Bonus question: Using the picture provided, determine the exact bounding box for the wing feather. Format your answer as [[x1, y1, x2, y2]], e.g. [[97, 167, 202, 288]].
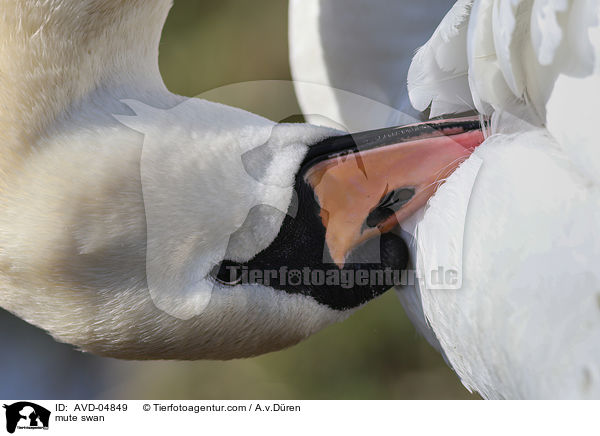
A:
[[408, 0, 476, 117]]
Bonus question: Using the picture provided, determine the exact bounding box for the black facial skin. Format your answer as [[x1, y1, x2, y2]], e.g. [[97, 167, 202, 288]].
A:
[[212, 119, 483, 311], [213, 172, 409, 311]]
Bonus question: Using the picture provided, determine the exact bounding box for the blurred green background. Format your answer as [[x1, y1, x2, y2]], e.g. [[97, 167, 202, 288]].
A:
[[0, 0, 478, 400]]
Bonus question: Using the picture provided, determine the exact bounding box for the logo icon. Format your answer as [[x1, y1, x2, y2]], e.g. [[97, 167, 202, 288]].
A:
[[3, 403, 50, 434]]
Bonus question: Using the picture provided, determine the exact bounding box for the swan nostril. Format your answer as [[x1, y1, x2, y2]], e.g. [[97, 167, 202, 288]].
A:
[[365, 187, 415, 228], [395, 187, 416, 202], [366, 207, 395, 228]]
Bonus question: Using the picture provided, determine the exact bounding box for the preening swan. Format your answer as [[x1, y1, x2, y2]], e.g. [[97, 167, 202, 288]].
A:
[[0, 1, 483, 360], [5, 0, 598, 400], [291, 0, 600, 398]]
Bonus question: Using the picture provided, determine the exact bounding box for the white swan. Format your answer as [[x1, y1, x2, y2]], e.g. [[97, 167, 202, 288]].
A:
[[290, 0, 600, 398], [0, 1, 484, 360]]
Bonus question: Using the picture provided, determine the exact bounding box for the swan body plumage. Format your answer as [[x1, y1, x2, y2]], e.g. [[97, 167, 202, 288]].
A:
[[409, 0, 600, 399], [290, 0, 600, 398]]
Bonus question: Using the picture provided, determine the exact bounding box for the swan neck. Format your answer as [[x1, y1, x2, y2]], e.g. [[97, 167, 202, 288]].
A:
[[0, 0, 173, 174]]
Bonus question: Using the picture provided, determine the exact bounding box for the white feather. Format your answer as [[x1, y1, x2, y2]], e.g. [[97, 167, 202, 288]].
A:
[[492, 0, 526, 97], [407, 0, 476, 117], [418, 130, 600, 399], [544, 3, 600, 184], [531, 0, 569, 66], [406, 0, 600, 398]]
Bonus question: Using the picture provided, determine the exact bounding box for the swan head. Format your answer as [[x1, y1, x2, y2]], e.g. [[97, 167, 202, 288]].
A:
[[85, 98, 483, 359]]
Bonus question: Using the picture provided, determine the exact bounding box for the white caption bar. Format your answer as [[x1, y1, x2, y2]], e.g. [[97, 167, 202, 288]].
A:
[[0, 400, 597, 436]]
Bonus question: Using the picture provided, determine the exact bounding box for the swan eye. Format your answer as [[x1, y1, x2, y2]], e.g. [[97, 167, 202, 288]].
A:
[[211, 260, 243, 286], [366, 187, 415, 228]]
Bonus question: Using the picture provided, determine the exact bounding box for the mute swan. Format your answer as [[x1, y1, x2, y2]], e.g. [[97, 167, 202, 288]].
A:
[[290, 0, 600, 398], [0, 0, 483, 360]]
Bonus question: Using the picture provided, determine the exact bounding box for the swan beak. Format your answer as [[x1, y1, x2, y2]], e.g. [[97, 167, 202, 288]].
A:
[[302, 117, 486, 268]]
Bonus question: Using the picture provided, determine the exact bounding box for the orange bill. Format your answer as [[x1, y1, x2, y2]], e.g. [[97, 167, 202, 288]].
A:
[[301, 117, 486, 268]]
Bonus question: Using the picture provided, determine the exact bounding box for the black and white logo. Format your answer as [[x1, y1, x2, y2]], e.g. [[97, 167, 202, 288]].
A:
[[3, 403, 50, 434]]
